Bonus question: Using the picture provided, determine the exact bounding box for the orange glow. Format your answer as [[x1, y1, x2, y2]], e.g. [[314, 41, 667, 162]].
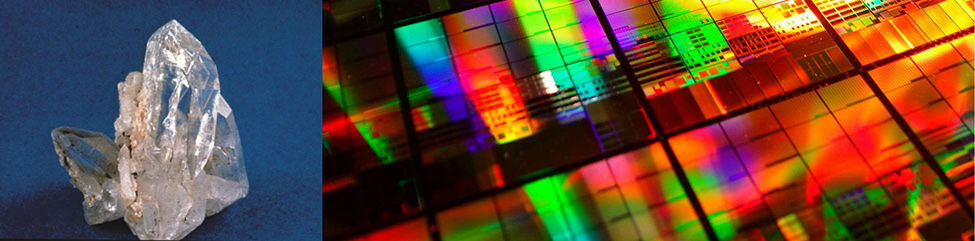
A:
[[763, 1, 822, 42], [704, 79, 729, 115], [669, 125, 731, 162]]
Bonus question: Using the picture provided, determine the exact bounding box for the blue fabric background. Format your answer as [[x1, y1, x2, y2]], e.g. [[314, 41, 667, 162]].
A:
[[0, 1, 322, 240]]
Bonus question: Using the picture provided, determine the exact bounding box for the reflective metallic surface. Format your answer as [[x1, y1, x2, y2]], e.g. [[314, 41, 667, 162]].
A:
[[324, 0, 974, 240]]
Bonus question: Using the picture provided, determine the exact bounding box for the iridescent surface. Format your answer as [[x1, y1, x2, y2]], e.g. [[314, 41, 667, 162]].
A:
[[326, 0, 975, 240]]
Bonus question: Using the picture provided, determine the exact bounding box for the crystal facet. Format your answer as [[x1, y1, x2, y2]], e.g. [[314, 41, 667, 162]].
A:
[[51, 20, 248, 240], [51, 127, 124, 225]]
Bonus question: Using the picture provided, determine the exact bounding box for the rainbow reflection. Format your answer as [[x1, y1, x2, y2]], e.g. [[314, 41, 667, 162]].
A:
[[333, 0, 975, 239], [323, 41, 407, 164]]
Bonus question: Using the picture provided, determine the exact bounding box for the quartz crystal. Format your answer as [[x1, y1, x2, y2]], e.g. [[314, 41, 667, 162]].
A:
[[51, 20, 248, 240]]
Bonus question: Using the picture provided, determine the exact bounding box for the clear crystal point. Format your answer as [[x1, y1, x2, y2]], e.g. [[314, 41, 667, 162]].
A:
[[51, 127, 124, 225], [52, 20, 247, 240]]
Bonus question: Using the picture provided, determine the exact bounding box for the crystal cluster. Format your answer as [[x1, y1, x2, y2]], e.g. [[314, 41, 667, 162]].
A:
[[51, 20, 248, 240]]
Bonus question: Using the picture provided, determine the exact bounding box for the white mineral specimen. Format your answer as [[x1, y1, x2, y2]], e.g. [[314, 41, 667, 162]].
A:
[[51, 20, 248, 240], [51, 127, 125, 225]]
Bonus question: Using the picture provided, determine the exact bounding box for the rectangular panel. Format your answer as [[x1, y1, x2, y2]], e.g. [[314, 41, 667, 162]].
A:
[[885, 79, 944, 114], [391, 1, 661, 208], [816, 75, 871, 111], [443, 6, 495, 35], [879, 163, 964, 229], [337, 0, 975, 239], [831, 98, 891, 136], [923, 4, 961, 35], [784, 114, 847, 154], [707, 0, 758, 20], [599, 0, 650, 15], [696, 177, 780, 240], [889, 14, 929, 48], [824, 183, 908, 240], [868, 57, 924, 92], [351, 218, 432, 241], [325, 0, 384, 41], [770, 92, 829, 128], [939, 0, 974, 29], [908, 10, 947, 40], [749, 157, 809, 196], [683, 150, 747, 192], [762, 0, 823, 43], [670, 23, 741, 78], [734, 131, 799, 173], [864, 0, 917, 21], [848, 120, 916, 175], [952, 33, 975, 62], [669, 122, 731, 162], [911, 43, 967, 78], [654, 0, 705, 19], [721, 108, 782, 146], [812, 0, 879, 35], [661, 8, 714, 33], [437, 198, 504, 241], [717, 10, 783, 63], [927, 63, 975, 99]]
